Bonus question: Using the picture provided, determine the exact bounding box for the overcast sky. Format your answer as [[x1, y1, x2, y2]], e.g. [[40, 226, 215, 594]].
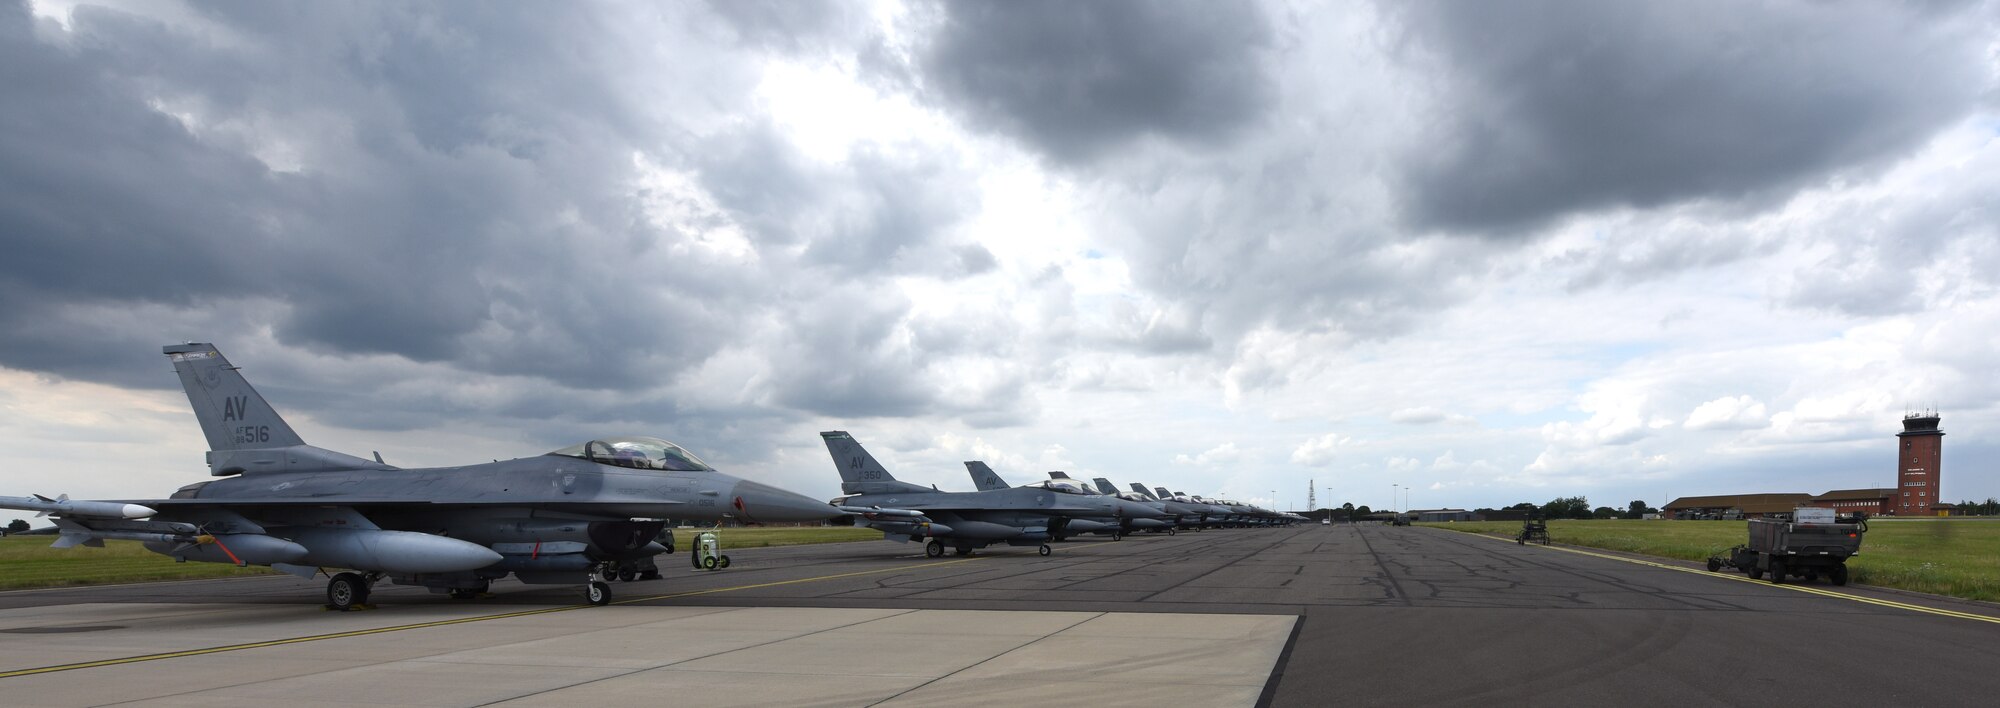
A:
[[4, 0, 1998, 513]]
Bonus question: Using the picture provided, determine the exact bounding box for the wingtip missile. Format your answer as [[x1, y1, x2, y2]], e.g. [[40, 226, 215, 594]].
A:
[[0, 495, 156, 519]]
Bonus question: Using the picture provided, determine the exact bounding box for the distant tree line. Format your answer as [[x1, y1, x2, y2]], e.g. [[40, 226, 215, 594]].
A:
[[1955, 498, 2000, 516], [1469, 498, 1660, 521]]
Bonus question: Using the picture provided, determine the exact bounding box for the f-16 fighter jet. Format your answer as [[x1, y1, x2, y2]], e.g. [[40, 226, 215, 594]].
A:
[[963, 466, 1168, 540], [0, 343, 839, 610], [824, 431, 1135, 557]]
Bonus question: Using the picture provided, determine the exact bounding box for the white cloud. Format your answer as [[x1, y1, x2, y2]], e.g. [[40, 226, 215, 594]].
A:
[[1685, 395, 1770, 431], [1172, 442, 1242, 467], [1290, 433, 1353, 467]]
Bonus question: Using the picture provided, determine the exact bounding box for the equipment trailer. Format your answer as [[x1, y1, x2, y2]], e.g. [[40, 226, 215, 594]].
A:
[[1707, 511, 1865, 585]]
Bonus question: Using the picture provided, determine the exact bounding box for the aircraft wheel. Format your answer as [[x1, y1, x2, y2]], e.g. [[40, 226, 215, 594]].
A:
[[586, 581, 612, 606], [1111, 532, 1123, 541], [702, 556, 718, 570], [925, 540, 944, 558], [326, 573, 366, 611], [1168, 528, 1177, 536], [618, 568, 637, 582], [717, 555, 731, 569], [1038, 544, 1051, 556], [1831, 564, 1849, 586]]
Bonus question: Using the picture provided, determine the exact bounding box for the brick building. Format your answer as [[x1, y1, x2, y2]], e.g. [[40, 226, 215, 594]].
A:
[[1807, 488, 1895, 516], [1895, 413, 1943, 516], [1662, 493, 1811, 519]]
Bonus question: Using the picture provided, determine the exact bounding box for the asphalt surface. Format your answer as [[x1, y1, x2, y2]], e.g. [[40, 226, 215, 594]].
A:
[[4, 524, 1998, 706]]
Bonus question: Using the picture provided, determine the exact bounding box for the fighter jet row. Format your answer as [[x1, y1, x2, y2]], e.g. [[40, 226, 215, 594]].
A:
[[826, 431, 1303, 558], [0, 343, 1300, 611]]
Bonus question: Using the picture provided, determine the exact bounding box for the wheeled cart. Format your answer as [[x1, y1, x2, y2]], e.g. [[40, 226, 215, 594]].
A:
[[1517, 519, 1549, 545], [692, 530, 730, 571]]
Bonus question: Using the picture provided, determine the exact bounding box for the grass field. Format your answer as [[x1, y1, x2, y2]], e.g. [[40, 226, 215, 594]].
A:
[[0, 526, 880, 591], [0, 537, 278, 590], [1421, 519, 2000, 602]]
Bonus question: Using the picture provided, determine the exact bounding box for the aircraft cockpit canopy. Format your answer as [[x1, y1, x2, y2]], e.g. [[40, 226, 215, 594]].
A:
[[547, 436, 714, 471], [1037, 479, 1097, 495]]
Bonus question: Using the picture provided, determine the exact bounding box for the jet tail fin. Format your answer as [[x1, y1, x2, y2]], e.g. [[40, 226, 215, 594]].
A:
[[1156, 487, 1175, 499], [1130, 484, 1158, 499], [1091, 478, 1119, 496], [166, 343, 306, 452], [164, 343, 388, 476], [1048, 471, 1072, 480], [965, 461, 1008, 491], [821, 432, 927, 495]]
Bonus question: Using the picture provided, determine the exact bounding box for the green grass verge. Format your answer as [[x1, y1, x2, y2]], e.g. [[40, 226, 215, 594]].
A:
[[0, 527, 881, 591], [0, 537, 278, 590], [673, 526, 881, 549], [1420, 519, 2000, 603]]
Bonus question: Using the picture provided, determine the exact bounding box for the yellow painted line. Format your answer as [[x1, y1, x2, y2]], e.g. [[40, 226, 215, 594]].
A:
[[0, 556, 992, 679], [1457, 530, 2000, 626]]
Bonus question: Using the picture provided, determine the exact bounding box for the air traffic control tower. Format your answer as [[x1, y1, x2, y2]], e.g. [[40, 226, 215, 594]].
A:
[[1894, 412, 1943, 516]]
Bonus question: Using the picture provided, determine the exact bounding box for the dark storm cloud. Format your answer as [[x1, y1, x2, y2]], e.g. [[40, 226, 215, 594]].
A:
[[0, 1, 997, 438], [914, 0, 1276, 164], [1389, 0, 1990, 233]]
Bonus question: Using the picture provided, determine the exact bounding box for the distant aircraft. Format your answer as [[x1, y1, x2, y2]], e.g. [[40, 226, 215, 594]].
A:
[[1126, 483, 1212, 531], [0, 343, 840, 610], [824, 431, 1130, 556], [966, 465, 1168, 540]]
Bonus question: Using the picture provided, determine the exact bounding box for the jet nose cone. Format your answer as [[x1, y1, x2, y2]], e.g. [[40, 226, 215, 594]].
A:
[[1117, 499, 1166, 518], [730, 480, 839, 523]]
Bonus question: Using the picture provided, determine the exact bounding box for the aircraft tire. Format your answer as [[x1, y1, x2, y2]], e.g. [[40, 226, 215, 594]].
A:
[[1168, 528, 1177, 536], [1038, 544, 1051, 556], [618, 568, 637, 582], [586, 581, 612, 606], [925, 540, 944, 558], [327, 573, 365, 611], [1112, 533, 1122, 541]]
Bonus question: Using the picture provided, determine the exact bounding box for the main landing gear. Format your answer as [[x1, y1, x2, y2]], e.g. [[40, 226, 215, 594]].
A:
[[1038, 544, 1052, 556], [325, 572, 378, 612], [448, 580, 490, 601]]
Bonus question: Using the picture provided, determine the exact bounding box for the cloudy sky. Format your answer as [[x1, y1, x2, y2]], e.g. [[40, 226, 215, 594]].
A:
[[4, 0, 1998, 514]]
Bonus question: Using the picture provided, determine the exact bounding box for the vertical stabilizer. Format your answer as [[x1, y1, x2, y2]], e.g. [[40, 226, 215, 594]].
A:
[[1155, 487, 1175, 499], [165, 343, 305, 451], [821, 432, 925, 495], [1130, 484, 1159, 499], [1092, 478, 1119, 496], [965, 461, 1009, 491], [163, 343, 387, 476]]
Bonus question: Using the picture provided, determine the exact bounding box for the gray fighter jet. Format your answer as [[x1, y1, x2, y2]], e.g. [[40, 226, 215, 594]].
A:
[[1042, 472, 1172, 536], [0, 343, 840, 610], [1091, 479, 1203, 534], [824, 431, 1133, 557], [1126, 484, 1212, 531], [964, 465, 1165, 540]]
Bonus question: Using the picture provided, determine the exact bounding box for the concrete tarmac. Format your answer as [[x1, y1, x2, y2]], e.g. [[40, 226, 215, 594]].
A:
[[2, 524, 1998, 706]]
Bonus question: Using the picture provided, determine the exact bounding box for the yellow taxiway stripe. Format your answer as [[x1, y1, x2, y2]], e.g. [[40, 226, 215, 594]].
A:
[[1460, 530, 2000, 626], [0, 556, 991, 679]]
